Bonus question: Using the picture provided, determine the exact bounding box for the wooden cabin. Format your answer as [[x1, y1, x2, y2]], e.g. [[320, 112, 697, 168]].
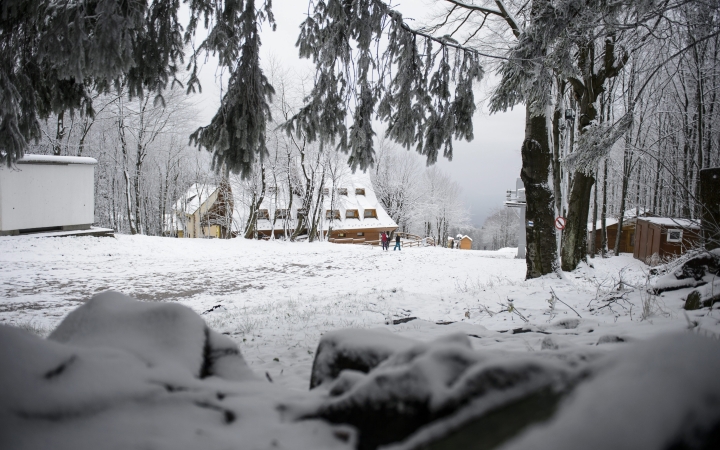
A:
[[174, 181, 233, 238], [253, 172, 398, 244], [633, 217, 701, 265], [458, 235, 472, 250], [447, 235, 472, 250]]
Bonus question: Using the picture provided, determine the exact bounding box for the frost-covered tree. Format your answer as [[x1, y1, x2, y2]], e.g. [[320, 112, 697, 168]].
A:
[[285, 0, 483, 173], [371, 136, 423, 233]]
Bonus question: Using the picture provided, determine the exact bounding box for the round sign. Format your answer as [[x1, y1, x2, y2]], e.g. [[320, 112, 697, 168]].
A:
[[555, 216, 567, 230]]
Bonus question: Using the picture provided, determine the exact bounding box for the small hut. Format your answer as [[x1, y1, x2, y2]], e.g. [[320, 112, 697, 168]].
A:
[[448, 235, 472, 250], [633, 217, 701, 265], [587, 209, 651, 255], [458, 235, 472, 250]]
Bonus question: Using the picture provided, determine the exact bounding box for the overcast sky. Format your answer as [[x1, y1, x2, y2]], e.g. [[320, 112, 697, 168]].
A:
[[190, 1, 523, 227]]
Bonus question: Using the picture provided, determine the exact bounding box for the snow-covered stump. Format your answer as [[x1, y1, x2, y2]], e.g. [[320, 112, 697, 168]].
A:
[[0, 292, 354, 450]]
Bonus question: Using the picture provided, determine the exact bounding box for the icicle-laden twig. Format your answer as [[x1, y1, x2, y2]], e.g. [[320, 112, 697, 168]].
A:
[[549, 288, 582, 318]]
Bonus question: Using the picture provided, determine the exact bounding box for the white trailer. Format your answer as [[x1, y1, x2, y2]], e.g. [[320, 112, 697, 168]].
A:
[[0, 155, 98, 236]]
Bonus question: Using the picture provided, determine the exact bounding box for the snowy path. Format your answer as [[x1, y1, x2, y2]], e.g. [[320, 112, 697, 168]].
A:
[[1, 235, 718, 391]]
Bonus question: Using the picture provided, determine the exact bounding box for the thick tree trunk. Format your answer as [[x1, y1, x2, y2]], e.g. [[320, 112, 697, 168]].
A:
[[521, 107, 558, 278], [561, 172, 594, 271]]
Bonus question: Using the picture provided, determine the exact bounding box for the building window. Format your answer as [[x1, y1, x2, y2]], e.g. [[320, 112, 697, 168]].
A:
[[338, 188, 348, 196], [322, 187, 329, 195], [338, 233, 346, 238], [667, 229, 683, 243], [297, 209, 307, 218], [268, 186, 278, 194], [364, 209, 377, 218], [258, 209, 270, 220], [326, 209, 340, 220], [275, 209, 289, 219], [357, 232, 364, 236], [346, 209, 359, 218], [355, 188, 365, 195]]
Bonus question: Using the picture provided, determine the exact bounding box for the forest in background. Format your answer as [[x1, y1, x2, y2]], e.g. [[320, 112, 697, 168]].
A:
[[8, 0, 720, 257]]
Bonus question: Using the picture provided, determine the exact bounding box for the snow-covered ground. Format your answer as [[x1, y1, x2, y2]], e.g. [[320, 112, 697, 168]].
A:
[[2, 234, 718, 393]]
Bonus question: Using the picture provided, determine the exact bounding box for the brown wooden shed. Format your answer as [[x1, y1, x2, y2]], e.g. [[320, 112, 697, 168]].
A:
[[587, 218, 636, 255], [633, 217, 701, 265]]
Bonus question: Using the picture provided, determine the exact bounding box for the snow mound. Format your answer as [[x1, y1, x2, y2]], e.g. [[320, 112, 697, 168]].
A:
[[310, 328, 418, 389], [499, 333, 720, 450], [298, 330, 578, 450], [0, 292, 354, 450]]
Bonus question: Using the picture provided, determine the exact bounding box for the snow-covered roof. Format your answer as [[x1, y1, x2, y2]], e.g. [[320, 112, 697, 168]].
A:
[[174, 183, 219, 215], [587, 218, 620, 232], [586, 208, 654, 231], [254, 171, 398, 232], [16, 154, 97, 165], [639, 217, 700, 228]]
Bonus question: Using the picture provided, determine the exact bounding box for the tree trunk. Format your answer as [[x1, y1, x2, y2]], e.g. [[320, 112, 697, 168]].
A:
[[600, 160, 608, 257], [615, 130, 633, 256], [561, 172, 594, 270], [590, 175, 597, 258], [53, 111, 65, 156], [521, 107, 558, 278]]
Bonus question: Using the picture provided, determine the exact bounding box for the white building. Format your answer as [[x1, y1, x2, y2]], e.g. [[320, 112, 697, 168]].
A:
[[0, 155, 104, 236]]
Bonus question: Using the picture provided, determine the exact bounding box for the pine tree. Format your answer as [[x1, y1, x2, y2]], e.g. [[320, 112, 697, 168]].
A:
[[0, 0, 274, 178]]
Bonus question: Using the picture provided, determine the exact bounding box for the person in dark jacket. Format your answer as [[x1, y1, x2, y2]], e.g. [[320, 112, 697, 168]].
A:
[[394, 234, 401, 251]]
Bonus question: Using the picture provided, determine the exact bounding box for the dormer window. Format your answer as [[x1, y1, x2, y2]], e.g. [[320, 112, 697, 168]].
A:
[[355, 188, 365, 195], [322, 187, 329, 195], [275, 209, 289, 219], [326, 209, 341, 220], [338, 188, 348, 196], [258, 209, 270, 220], [364, 209, 377, 218], [346, 209, 359, 219]]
